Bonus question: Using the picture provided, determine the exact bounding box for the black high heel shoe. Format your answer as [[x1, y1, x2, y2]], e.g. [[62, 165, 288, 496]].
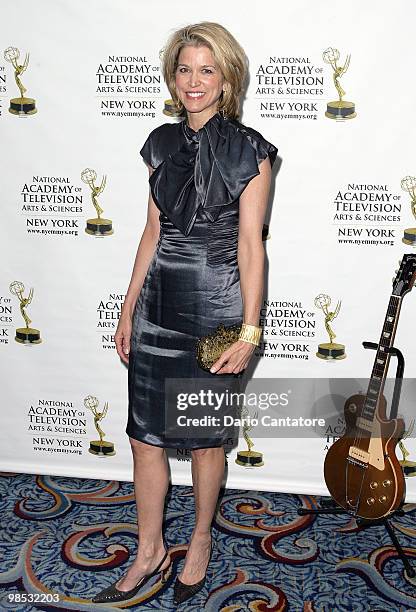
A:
[[173, 540, 212, 605], [91, 549, 172, 604]]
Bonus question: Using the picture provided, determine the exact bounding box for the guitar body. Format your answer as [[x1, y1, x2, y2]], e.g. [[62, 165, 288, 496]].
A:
[[324, 393, 406, 519]]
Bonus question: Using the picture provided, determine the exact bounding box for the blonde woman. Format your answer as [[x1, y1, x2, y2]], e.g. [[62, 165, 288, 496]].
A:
[[92, 21, 277, 606]]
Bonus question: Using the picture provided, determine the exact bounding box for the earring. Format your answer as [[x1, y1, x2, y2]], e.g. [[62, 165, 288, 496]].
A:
[[220, 89, 227, 119]]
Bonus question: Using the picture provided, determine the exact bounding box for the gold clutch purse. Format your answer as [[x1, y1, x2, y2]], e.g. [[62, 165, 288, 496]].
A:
[[196, 323, 242, 372]]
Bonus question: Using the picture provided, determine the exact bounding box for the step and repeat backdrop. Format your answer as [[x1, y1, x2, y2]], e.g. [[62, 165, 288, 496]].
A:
[[2, 0, 416, 499]]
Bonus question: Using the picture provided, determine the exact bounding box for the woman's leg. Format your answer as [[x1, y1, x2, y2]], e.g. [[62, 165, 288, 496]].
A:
[[178, 446, 225, 584], [116, 438, 171, 591]]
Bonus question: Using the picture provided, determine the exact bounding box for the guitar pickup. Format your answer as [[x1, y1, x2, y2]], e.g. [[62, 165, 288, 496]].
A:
[[349, 446, 370, 464], [356, 417, 374, 433]]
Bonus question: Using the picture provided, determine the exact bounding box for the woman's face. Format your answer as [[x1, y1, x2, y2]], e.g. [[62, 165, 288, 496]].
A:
[[175, 45, 225, 120]]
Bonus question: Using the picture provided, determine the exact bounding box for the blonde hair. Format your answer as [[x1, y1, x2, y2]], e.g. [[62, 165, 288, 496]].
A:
[[161, 22, 248, 119]]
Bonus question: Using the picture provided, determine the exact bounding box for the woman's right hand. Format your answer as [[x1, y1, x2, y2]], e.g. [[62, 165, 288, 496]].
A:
[[115, 314, 132, 364]]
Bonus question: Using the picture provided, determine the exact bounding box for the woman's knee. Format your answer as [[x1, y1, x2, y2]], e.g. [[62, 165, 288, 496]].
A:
[[129, 437, 165, 458], [191, 446, 224, 460]]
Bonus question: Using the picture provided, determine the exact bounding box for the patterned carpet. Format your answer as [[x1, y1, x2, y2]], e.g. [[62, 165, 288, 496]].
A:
[[1, 471, 416, 611]]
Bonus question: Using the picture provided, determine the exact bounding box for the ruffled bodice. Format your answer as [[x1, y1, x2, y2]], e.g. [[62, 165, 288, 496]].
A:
[[139, 112, 277, 237]]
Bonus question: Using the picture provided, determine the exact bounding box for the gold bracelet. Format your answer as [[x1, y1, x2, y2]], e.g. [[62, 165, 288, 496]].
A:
[[238, 323, 262, 346]]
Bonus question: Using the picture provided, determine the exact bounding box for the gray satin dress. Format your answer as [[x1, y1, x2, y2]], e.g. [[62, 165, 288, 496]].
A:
[[126, 112, 277, 449]]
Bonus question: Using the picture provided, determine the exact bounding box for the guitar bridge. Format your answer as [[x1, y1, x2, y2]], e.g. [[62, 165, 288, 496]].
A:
[[347, 457, 368, 469]]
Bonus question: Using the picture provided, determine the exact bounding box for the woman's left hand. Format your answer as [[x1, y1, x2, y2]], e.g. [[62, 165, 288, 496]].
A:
[[210, 340, 256, 374]]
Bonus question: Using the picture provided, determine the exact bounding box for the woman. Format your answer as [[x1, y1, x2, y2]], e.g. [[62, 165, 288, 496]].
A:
[[92, 21, 277, 606]]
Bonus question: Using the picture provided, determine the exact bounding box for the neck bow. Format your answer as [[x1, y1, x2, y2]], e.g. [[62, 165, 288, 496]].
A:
[[149, 112, 277, 236]]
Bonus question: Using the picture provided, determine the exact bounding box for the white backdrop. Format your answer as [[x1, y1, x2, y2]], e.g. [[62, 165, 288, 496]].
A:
[[2, 0, 416, 500]]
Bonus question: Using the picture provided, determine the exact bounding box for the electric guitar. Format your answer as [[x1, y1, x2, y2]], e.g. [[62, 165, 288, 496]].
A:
[[324, 254, 416, 519]]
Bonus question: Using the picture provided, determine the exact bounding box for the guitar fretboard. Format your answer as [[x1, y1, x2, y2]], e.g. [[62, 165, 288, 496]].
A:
[[361, 295, 402, 422]]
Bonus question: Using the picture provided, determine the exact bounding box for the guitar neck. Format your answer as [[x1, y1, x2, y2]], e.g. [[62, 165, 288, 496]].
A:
[[361, 294, 403, 423]]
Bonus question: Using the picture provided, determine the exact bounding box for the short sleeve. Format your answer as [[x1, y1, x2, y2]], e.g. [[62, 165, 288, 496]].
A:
[[139, 123, 181, 170], [242, 127, 278, 169], [139, 130, 157, 169]]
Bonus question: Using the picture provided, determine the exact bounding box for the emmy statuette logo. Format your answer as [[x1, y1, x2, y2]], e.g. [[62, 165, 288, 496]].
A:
[[322, 47, 356, 120], [401, 176, 416, 246], [4, 46, 37, 116], [235, 405, 264, 468], [314, 294, 346, 360], [9, 281, 41, 344], [84, 395, 116, 456], [81, 168, 113, 237], [398, 419, 416, 477], [163, 98, 179, 116]]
